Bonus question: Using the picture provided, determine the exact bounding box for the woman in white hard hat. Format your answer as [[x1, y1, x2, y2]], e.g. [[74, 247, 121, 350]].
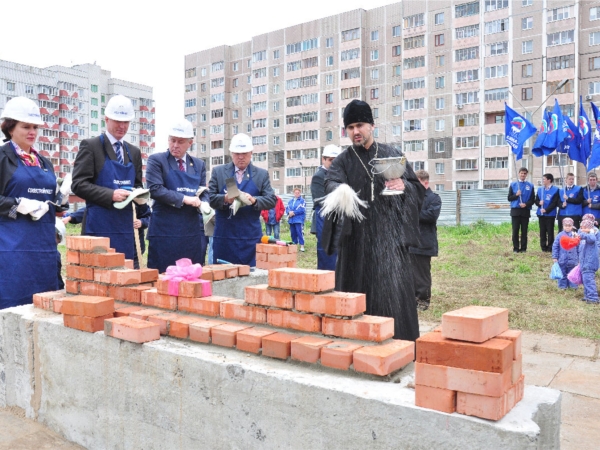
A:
[[0, 97, 60, 308]]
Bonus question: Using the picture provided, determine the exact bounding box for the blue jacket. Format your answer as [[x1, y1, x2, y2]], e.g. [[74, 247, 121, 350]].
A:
[[558, 185, 584, 217], [286, 197, 306, 224], [535, 186, 559, 217], [508, 180, 534, 209], [583, 185, 600, 219], [552, 231, 579, 266], [578, 231, 599, 272]]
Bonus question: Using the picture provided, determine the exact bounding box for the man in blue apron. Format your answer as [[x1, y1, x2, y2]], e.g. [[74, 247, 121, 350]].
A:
[[310, 144, 340, 270], [557, 172, 583, 232], [72, 95, 143, 262], [146, 119, 209, 273], [508, 167, 535, 253], [582, 172, 600, 224], [208, 133, 277, 266]]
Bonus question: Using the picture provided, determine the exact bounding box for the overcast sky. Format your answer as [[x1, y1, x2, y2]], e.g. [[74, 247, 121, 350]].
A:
[[2, 0, 396, 148]]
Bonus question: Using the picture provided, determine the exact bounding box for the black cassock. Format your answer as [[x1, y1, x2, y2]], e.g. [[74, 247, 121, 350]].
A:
[[324, 142, 425, 341]]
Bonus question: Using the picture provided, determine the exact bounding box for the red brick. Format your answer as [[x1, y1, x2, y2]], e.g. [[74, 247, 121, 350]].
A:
[[256, 252, 268, 262], [53, 298, 64, 313], [114, 305, 144, 317], [178, 295, 232, 316], [291, 336, 333, 363], [66, 264, 95, 281], [64, 313, 113, 333], [95, 269, 142, 286], [189, 319, 227, 343], [140, 268, 159, 284], [129, 308, 163, 320], [267, 309, 321, 332], [353, 340, 414, 376], [141, 288, 177, 310], [415, 385, 457, 414], [416, 332, 514, 373], [169, 316, 201, 339], [268, 268, 335, 292], [441, 306, 509, 343], [148, 313, 180, 335], [512, 354, 523, 384], [211, 323, 253, 348], [225, 266, 239, 278], [124, 259, 134, 269], [295, 291, 366, 316], [414, 362, 513, 397], [66, 250, 80, 264], [104, 317, 160, 343], [496, 329, 522, 360], [321, 342, 364, 370], [200, 268, 213, 281], [322, 315, 394, 342], [78, 282, 109, 297], [203, 265, 226, 280], [244, 285, 294, 309], [61, 295, 114, 317], [456, 375, 525, 421], [287, 245, 298, 254], [107, 248, 116, 253], [66, 236, 110, 252], [256, 243, 289, 255], [237, 265, 250, 276], [220, 300, 267, 324], [117, 285, 154, 304], [236, 328, 277, 354], [286, 261, 296, 268], [262, 332, 297, 359], [256, 260, 287, 270], [79, 252, 125, 268], [267, 253, 297, 263], [179, 280, 212, 298], [156, 278, 174, 295], [65, 279, 79, 294], [33, 290, 66, 311]]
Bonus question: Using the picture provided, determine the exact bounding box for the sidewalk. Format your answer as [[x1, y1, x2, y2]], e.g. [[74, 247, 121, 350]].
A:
[[1, 327, 598, 449]]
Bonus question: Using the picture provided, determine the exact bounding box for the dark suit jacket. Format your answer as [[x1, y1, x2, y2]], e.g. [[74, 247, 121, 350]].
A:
[[72, 133, 143, 209], [146, 150, 209, 208], [208, 162, 276, 212], [0, 142, 57, 217], [409, 187, 442, 257], [310, 166, 327, 208]]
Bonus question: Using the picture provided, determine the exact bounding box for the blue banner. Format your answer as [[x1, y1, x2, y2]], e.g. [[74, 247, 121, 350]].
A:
[[563, 115, 583, 163], [580, 97, 592, 164], [541, 99, 564, 155], [532, 110, 550, 157], [504, 103, 537, 160], [588, 102, 600, 171]]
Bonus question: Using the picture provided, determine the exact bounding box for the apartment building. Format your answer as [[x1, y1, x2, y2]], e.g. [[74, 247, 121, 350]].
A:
[[0, 60, 155, 181], [184, 0, 600, 194]]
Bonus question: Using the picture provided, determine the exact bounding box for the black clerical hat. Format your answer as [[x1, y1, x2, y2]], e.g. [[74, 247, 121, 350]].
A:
[[343, 99, 374, 128]]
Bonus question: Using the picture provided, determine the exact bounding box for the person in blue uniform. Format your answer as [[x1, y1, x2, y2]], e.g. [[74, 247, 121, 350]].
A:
[[310, 144, 340, 268], [208, 134, 277, 266], [582, 172, 600, 224], [72, 95, 143, 262], [0, 97, 60, 308], [557, 172, 584, 232], [508, 167, 535, 253], [534, 173, 559, 252], [286, 188, 306, 252], [146, 120, 209, 273]]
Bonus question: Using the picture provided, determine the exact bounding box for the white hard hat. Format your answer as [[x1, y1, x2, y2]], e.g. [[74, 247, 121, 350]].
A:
[[1, 97, 44, 125], [105, 95, 135, 121], [322, 145, 341, 158], [169, 119, 194, 139], [55, 217, 67, 245], [229, 134, 253, 153]]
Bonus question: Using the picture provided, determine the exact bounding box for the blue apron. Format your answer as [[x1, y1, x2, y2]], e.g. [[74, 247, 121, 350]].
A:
[[0, 145, 58, 308], [147, 154, 206, 273], [213, 165, 261, 266], [315, 205, 337, 271], [84, 135, 136, 260]]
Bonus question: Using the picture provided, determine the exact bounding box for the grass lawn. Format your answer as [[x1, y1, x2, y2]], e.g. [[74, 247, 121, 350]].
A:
[[63, 219, 600, 340]]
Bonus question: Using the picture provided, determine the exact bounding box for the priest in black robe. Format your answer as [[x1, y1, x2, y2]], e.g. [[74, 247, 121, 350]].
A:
[[323, 100, 425, 341]]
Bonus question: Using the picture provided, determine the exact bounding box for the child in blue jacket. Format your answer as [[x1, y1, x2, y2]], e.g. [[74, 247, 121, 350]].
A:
[[286, 188, 306, 251], [552, 218, 579, 289], [578, 218, 599, 304]]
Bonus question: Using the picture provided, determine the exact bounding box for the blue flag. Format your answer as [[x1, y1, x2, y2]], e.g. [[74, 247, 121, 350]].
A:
[[580, 97, 592, 164], [504, 103, 537, 160], [541, 99, 564, 155], [532, 110, 550, 157], [563, 116, 583, 163], [588, 102, 600, 171]]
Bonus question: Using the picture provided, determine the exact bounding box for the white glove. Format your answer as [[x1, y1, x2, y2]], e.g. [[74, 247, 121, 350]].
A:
[[199, 201, 212, 215], [17, 198, 43, 215], [59, 174, 72, 205], [238, 191, 253, 206], [230, 198, 243, 215]]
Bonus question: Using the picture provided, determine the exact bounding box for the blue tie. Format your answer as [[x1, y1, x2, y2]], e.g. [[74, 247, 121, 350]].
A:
[[114, 141, 124, 164]]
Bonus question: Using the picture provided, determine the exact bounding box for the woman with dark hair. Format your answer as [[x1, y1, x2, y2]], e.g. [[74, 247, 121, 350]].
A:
[[0, 97, 60, 308]]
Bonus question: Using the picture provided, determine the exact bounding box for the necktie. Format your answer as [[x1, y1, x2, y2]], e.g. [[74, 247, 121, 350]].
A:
[[236, 169, 244, 183], [114, 141, 124, 164], [178, 159, 185, 172]]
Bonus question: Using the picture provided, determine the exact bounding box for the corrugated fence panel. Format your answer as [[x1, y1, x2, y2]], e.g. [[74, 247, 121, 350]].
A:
[[437, 191, 457, 226]]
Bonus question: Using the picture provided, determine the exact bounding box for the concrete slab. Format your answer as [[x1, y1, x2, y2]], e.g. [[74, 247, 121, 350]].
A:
[[521, 331, 543, 351], [521, 351, 575, 387], [211, 268, 268, 299], [560, 392, 600, 450], [534, 333, 598, 358], [0, 306, 561, 450], [550, 359, 600, 399]]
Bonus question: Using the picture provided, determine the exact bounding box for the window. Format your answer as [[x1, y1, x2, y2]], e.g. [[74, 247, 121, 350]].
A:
[[485, 135, 507, 147], [455, 47, 479, 61], [324, 55, 334, 67], [404, 119, 423, 131], [589, 82, 600, 95], [456, 24, 479, 40], [488, 41, 508, 56], [456, 1, 479, 18], [370, 50, 379, 61], [185, 98, 196, 108], [326, 112, 333, 122], [435, 119, 445, 131], [91, 98, 98, 106], [201, 68, 207, 77], [201, 83, 206, 92], [522, 17, 533, 30], [522, 88, 533, 101], [456, 113, 480, 127], [211, 156, 224, 165], [547, 30, 574, 46], [212, 61, 224, 72], [404, 140, 424, 152], [547, 54, 575, 71], [273, 136, 280, 145], [371, 69, 379, 80], [404, 35, 425, 50], [341, 86, 360, 100], [522, 40, 533, 54], [273, 67, 280, 77], [435, 163, 444, 175], [341, 48, 360, 61], [325, 75, 333, 85], [435, 98, 445, 110], [591, 32, 600, 46], [455, 136, 480, 148], [590, 57, 600, 71], [435, 34, 445, 46], [435, 141, 445, 152], [285, 75, 318, 90], [25, 85, 33, 94], [273, 50, 280, 59], [90, 84, 98, 92], [522, 0, 532, 5], [392, 45, 402, 57], [456, 159, 478, 170], [435, 76, 445, 89], [485, 0, 508, 12], [546, 154, 569, 167], [485, 88, 509, 102], [272, 101, 280, 112], [485, 18, 509, 35], [404, 56, 425, 69], [370, 88, 379, 99], [413, 161, 425, 171], [272, 170, 280, 181], [404, 13, 424, 28], [435, 12, 444, 25], [341, 28, 360, 42], [91, 123, 98, 132], [521, 64, 533, 78], [392, 105, 402, 116], [456, 69, 479, 83], [326, 37, 333, 48], [232, 110, 239, 119], [91, 110, 98, 119], [392, 85, 401, 97], [404, 98, 425, 110], [483, 180, 509, 189], [456, 91, 479, 105], [341, 68, 360, 80], [547, 80, 573, 95], [436, 55, 445, 67], [326, 130, 333, 141], [392, 125, 401, 136], [548, 6, 571, 22], [371, 30, 379, 41], [456, 181, 478, 190], [392, 25, 401, 37]]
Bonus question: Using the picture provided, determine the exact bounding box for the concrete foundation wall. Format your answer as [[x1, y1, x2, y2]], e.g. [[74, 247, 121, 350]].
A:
[[0, 307, 561, 450]]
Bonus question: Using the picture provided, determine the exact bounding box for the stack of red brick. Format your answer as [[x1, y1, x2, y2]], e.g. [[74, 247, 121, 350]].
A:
[[200, 264, 251, 281], [415, 306, 523, 421], [255, 243, 297, 270]]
